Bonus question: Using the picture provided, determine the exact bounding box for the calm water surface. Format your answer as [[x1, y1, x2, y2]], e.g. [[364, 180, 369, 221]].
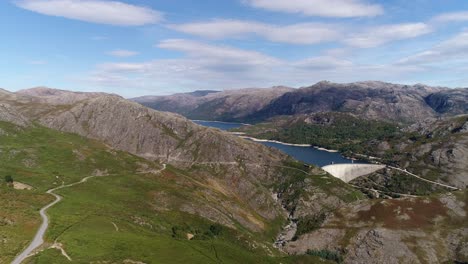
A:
[[193, 120, 360, 167]]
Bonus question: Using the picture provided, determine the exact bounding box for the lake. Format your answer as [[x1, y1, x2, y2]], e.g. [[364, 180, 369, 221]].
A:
[[193, 120, 360, 167]]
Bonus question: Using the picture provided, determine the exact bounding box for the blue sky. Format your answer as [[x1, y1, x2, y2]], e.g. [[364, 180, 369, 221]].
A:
[[2, 0, 468, 97]]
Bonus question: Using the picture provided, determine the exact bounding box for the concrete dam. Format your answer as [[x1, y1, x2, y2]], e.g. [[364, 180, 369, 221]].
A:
[[322, 164, 386, 183]]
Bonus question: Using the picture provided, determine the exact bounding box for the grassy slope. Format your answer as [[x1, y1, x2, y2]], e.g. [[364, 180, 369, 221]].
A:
[[0, 122, 331, 263]]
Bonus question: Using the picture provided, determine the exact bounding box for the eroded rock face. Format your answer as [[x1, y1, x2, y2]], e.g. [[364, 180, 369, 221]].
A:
[[346, 229, 419, 264], [0, 103, 30, 127]]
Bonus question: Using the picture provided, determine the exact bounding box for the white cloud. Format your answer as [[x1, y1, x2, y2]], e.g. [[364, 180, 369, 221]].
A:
[[157, 39, 281, 68], [433, 11, 468, 23], [170, 20, 340, 45], [345, 23, 432, 48], [87, 39, 424, 95], [398, 31, 468, 65], [294, 57, 353, 70], [171, 20, 432, 48], [244, 0, 383, 18], [107, 49, 139, 57], [15, 0, 163, 26]]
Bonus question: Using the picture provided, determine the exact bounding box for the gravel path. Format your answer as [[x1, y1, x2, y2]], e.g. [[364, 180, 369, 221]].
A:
[[11, 176, 97, 264]]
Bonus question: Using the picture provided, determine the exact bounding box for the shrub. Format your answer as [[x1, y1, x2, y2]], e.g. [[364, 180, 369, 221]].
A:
[[306, 249, 343, 263], [209, 224, 223, 236], [4, 175, 13, 184], [295, 212, 326, 238]]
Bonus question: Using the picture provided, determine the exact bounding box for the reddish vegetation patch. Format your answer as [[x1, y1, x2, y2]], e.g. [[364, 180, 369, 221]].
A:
[[357, 198, 448, 229]]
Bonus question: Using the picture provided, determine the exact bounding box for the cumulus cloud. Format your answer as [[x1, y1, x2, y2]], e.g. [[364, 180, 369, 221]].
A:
[[156, 39, 281, 69], [344, 23, 432, 48], [294, 56, 353, 70], [244, 0, 383, 18], [107, 49, 139, 57], [172, 20, 432, 48], [87, 39, 423, 95], [15, 0, 163, 26], [169, 20, 340, 45], [398, 31, 468, 65], [433, 11, 468, 23]]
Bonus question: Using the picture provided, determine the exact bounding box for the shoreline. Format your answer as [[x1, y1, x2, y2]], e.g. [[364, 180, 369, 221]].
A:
[[238, 136, 339, 152], [193, 119, 341, 153], [192, 119, 251, 126]]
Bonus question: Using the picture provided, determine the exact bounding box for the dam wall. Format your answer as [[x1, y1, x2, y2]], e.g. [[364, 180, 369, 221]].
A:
[[322, 164, 386, 183]]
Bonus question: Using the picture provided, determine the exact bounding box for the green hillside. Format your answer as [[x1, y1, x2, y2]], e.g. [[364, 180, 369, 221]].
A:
[[0, 121, 334, 263]]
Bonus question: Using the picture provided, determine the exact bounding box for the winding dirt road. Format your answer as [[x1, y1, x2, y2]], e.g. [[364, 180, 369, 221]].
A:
[[12, 163, 167, 264], [11, 176, 96, 264]]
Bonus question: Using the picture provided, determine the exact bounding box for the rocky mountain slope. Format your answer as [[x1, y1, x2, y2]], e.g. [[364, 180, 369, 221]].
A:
[[350, 115, 468, 191], [132, 86, 294, 122], [16, 86, 113, 105], [137, 81, 468, 124], [246, 81, 449, 123], [1, 87, 466, 263]]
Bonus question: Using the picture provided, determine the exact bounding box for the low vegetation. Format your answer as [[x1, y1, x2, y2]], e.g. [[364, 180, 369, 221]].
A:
[[234, 112, 399, 154], [306, 249, 343, 263], [295, 213, 327, 238], [0, 121, 334, 263]]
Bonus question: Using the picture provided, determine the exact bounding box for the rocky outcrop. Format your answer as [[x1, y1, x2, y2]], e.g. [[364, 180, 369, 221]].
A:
[[286, 193, 468, 264], [425, 88, 468, 116], [0, 89, 30, 126], [0, 103, 30, 127], [400, 116, 468, 189]]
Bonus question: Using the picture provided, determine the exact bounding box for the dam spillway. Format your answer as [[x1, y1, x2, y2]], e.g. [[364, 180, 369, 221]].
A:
[[322, 164, 386, 183]]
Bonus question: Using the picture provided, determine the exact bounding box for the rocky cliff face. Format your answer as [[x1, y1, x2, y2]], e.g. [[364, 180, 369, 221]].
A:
[[425, 88, 468, 116], [0, 89, 31, 126], [132, 86, 294, 121]]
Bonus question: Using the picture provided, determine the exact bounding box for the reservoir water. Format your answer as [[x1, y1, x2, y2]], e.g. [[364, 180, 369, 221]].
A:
[[193, 120, 360, 167]]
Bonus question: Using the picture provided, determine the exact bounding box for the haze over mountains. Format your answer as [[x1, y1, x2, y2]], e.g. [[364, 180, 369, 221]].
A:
[[134, 81, 468, 123]]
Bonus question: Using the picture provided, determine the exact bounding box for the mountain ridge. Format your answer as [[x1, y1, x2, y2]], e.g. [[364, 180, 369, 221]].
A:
[[133, 81, 468, 123]]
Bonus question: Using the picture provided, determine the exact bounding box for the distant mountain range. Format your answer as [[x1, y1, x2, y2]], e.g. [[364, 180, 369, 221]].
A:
[[133, 81, 468, 123]]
